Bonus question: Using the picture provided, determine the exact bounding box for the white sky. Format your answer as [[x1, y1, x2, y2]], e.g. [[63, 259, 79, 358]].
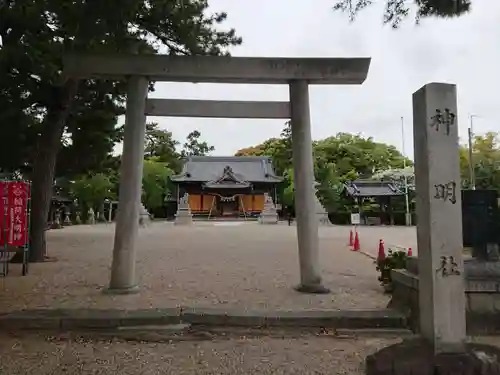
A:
[[115, 0, 500, 160]]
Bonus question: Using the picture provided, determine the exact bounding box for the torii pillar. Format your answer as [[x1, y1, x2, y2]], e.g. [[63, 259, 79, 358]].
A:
[[107, 75, 149, 293], [290, 80, 329, 293]]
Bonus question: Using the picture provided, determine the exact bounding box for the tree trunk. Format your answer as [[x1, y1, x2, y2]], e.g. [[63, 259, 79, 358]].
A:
[[12, 79, 79, 263]]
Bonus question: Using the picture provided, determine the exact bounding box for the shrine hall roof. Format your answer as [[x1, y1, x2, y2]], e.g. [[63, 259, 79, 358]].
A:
[[170, 156, 283, 184], [345, 180, 404, 197]]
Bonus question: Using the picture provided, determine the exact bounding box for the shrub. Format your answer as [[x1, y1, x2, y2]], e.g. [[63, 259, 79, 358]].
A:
[[375, 249, 408, 288]]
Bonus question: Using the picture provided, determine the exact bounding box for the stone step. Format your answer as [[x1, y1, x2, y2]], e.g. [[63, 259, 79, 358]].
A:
[[0, 308, 408, 331]]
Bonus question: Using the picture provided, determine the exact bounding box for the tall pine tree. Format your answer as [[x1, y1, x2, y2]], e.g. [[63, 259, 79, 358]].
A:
[[1, 0, 241, 261]]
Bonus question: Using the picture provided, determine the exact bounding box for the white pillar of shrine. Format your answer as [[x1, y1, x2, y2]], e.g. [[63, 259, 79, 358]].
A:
[[289, 80, 329, 294], [107, 76, 148, 293]]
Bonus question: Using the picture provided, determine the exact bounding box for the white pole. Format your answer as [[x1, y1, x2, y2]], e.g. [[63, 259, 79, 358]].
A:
[[108, 201, 113, 223], [468, 114, 477, 190], [401, 117, 411, 226]]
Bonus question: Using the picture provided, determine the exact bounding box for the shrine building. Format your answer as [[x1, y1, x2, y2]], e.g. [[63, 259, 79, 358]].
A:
[[170, 156, 283, 218]]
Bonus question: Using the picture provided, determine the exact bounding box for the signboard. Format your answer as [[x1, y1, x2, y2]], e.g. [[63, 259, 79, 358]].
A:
[[350, 213, 361, 225], [0, 181, 29, 246]]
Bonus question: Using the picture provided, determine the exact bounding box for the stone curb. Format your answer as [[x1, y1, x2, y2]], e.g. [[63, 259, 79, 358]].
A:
[[0, 308, 407, 331], [358, 250, 376, 260]]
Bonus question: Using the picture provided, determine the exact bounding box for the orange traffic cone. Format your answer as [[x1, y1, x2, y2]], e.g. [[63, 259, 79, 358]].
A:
[[377, 239, 386, 261], [349, 229, 354, 246], [408, 247, 413, 257], [353, 231, 360, 251]]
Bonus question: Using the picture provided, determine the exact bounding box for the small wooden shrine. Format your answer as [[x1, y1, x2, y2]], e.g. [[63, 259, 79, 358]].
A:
[[344, 179, 404, 225]]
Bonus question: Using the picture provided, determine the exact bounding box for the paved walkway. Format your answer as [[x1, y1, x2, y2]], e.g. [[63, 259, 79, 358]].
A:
[[0, 223, 416, 313]]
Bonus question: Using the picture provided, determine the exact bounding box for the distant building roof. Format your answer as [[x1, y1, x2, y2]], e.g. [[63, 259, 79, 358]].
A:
[[171, 156, 283, 186], [345, 180, 403, 197]]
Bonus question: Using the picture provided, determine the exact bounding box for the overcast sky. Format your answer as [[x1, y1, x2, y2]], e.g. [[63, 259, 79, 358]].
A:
[[131, 0, 500, 159]]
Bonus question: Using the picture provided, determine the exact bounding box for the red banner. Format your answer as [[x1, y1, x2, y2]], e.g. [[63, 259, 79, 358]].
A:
[[0, 181, 29, 246], [0, 182, 7, 246]]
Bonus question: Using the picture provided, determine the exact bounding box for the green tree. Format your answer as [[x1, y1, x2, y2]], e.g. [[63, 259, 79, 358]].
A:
[[372, 167, 415, 190], [1, 0, 241, 261], [373, 132, 500, 191], [281, 168, 295, 208], [313, 133, 408, 180], [70, 173, 115, 214], [142, 157, 174, 212], [466, 132, 500, 190], [333, 0, 471, 28], [56, 82, 125, 178], [181, 130, 215, 157], [314, 163, 350, 212], [144, 122, 181, 172], [235, 122, 293, 175], [237, 129, 408, 211], [0, 93, 41, 175]]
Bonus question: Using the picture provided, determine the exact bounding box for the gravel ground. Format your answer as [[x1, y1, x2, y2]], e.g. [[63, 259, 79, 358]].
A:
[[2, 330, 500, 374], [0, 331, 401, 374], [0, 222, 407, 312]]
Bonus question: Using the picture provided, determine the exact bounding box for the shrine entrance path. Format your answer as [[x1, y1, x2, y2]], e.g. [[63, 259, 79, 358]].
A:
[[0, 222, 414, 313]]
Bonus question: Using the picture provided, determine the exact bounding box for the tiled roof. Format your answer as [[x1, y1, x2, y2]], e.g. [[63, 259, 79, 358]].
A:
[[171, 156, 283, 184], [345, 180, 403, 197]]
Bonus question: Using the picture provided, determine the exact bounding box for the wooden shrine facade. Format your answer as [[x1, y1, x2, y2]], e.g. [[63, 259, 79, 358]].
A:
[[170, 156, 283, 218]]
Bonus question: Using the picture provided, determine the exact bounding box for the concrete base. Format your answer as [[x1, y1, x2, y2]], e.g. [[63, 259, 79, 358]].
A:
[[174, 210, 193, 226], [259, 212, 279, 224], [139, 204, 151, 226], [391, 258, 500, 334], [103, 285, 140, 295], [294, 284, 331, 294], [404, 213, 412, 226], [366, 338, 500, 375], [63, 215, 72, 226], [317, 213, 331, 226]]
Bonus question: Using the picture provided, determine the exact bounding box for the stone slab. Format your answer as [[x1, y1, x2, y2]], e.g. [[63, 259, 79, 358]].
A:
[[120, 308, 182, 327], [406, 257, 500, 281], [0, 307, 406, 331], [181, 307, 268, 327], [181, 308, 405, 329], [59, 309, 128, 329], [0, 312, 61, 330], [468, 280, 500, 293], [62, 55, 371, 84], [0, 308, 182, 331], [391, 270, 500, 334], [145, 99, 291, 119], [392, 268, 500, 293]]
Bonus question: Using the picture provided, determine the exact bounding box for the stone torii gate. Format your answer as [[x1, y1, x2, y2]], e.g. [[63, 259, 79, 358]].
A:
[[63, 54, 370, 295]]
